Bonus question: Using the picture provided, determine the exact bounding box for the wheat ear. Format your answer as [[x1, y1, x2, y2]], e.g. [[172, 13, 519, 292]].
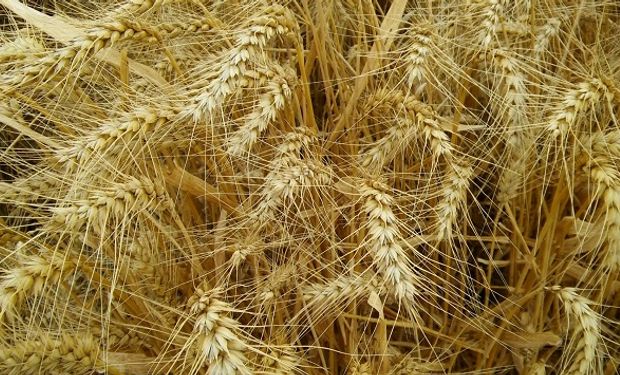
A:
[[302, 272, 380, 314], [0, 333, 112, 375], [50, 176, 168, 233], [391, 356, 445, 375], [362, 89, 452, 170], [252, 129, 330, 221], [0, 35, 45, 64], [252, 158, 332, 221], [550, 286, 602, 375], [361, 181, 420, 311], [435, 160, 473, 242], [584, 134, 620, 270], [547, 79, 611, 138], [58, 107, 179, 166], [405, 26, 432, 92], [479, 0, 505, 48], [109, 0, 171, 17], [490, 49, 531, 204], [227, 65, 295, 156], [188, 4, 298, 121], [156, 16, 222, 38], [4, 19, 163, 88], [527, 362, 547, 375], [260, 346, 301, 375], [534, 18, 560, 60], [0, 251, 74, 323], [359, 116, 411, 174], [348, 360, 372, 375], [186, 284, 250, 375]]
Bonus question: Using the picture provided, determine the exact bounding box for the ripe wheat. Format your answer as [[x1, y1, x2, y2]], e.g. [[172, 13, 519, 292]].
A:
[[0, 0, 618, 374]]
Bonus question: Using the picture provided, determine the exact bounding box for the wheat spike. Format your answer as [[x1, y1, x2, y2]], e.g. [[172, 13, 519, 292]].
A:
[[0, 332, 111, 375], [186, 283, 250, 375], [361, 181, 420, 312], [550, 286, 602, 375]]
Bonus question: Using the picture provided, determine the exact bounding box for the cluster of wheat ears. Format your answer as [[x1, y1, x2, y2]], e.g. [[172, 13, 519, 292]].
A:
[[0, 0, 618, 374]]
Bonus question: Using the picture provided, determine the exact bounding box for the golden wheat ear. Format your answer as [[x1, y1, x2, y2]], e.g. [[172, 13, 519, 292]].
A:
[[548, 286, 603, 375]]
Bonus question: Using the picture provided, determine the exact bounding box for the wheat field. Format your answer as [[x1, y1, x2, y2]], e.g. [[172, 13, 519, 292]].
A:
[[0, 0, 619, 374]]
